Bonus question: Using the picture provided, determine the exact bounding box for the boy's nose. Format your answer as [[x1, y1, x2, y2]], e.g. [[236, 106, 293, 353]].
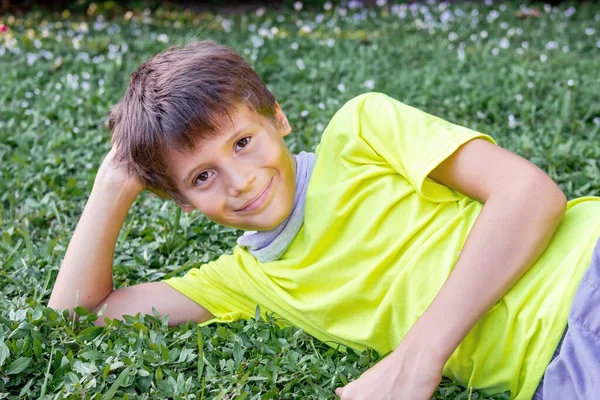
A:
[[227, 169, 256, 197]]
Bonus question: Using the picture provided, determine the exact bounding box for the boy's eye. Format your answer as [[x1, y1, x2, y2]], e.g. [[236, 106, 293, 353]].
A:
[[195, 171, 213, 185], [236, 136, 251, 150]]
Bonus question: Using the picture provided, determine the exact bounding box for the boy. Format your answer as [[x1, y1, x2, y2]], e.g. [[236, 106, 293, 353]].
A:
[[48, 41, 600, 399]]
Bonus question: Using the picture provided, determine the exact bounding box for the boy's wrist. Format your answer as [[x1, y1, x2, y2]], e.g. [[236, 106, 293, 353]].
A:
[[92, 174, 143, 204]]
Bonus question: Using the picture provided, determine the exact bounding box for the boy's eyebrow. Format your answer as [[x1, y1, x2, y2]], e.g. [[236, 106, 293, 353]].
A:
[[182, 125, 252, 184]]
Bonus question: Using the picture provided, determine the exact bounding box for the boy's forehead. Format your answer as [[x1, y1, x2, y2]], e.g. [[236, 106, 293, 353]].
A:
[[165, 105, 267, 179], [196, 105, 264, 148]]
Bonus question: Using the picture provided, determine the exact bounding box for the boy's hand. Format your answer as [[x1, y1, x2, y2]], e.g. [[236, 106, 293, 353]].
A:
[[335, 335, 443, 400], [96, 147, 170, 200]]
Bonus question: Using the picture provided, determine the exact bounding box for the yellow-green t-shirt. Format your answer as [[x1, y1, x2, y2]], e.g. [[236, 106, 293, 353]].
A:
[[163, 92, 600, 399]]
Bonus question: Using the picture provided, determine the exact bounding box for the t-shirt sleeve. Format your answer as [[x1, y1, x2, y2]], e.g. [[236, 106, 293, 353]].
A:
[[353, 92, 497, 202], [162, 251, 256, 326]]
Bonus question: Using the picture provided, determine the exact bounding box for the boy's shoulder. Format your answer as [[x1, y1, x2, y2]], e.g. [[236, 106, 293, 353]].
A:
[[334, 91, 392, 114], [327, 91, 412, 128], [323, 91, 405, 133]]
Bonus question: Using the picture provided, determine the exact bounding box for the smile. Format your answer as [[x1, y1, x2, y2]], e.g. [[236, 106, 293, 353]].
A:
[[236, 178, 274, 213]]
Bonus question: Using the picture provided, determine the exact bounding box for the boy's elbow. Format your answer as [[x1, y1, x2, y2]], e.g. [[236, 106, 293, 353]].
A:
[[537, 179, 567, 222], [548, 184, 567, 217]]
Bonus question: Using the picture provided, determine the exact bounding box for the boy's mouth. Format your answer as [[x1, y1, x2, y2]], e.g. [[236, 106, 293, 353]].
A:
[[235, 177, 274, 213]]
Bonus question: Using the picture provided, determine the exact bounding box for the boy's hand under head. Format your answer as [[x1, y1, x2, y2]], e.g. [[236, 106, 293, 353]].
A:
[[96, 146, 171, 200]]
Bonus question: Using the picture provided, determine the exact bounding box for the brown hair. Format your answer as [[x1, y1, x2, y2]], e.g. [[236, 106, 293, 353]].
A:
[[108, 40, 277, 201]]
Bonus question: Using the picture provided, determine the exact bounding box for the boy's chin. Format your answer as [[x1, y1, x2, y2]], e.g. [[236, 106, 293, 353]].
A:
[[233, 209, 293, 232]]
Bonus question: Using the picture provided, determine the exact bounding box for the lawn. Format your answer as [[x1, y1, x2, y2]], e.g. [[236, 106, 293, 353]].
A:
[[1, 0, 599, 398]]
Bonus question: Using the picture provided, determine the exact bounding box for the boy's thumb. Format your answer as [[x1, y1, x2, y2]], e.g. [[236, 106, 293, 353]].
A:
[[335, 387, 343, 396]]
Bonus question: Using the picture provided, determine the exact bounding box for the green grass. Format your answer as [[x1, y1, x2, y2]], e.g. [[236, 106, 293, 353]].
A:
[[1, 0, 599, 398]]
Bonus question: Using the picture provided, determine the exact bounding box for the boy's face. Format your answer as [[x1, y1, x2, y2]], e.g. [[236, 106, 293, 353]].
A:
[[165, 102, 296, 232]]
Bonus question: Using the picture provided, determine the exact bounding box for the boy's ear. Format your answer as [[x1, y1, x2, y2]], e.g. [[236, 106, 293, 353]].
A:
[[274, 101, 292, 137]]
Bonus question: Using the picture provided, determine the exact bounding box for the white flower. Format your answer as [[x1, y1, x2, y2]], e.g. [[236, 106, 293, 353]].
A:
[[440, 10, 453, 24], [470, 33, 477, 41], [480, 30, 488, 39], [296, 59, 305, 70], [294, 1, 303, 11], [564, 7, 576, 17], [562, 45, 570, 53], [567, 79, 575, 87], [491, 48, 499, 56], [82, 82, 91, 91], [593, 117, 600, 125], [500, 22, 509, 30], [156, 33, 169, 43], [457, 47, 465, 61], [527, 82, 534, 89], [521, 41, 529, 49], [515, 94, 523, 102], [545, 41, 558, 50], [324, 2, 332, 11], [251, 36, 264, 48], [318, 102, 326, 110], [487, 10, 500, 23], [291, 42, 299, 50], [337, 83, 346, 92], [376, 0, 387, 6], [508, 114, 517, 129], [256, 7, 266, 16], [448, 32, 458, 41], [528, 69, 535, 76], [26, 54, 38, 66], [301, 110, 309, 117], [477, 111, 486, 119], [326, 38, 335, 47], [363, 79, 375, 89], [516, 48, 524, 55], [499, 38, 510, 49], [222, 19, 233, 32], [540, 54, 548, 63], [585, 28, 595, 36]]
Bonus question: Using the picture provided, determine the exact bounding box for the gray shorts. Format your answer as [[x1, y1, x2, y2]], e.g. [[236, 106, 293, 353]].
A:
[[532, 236, 600, 400]]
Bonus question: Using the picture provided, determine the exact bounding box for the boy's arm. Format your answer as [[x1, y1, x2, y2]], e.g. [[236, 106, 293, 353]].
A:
[[410, 139, 567, 363], [47, 148, 144, 314], [336, 139, 567, 399]]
